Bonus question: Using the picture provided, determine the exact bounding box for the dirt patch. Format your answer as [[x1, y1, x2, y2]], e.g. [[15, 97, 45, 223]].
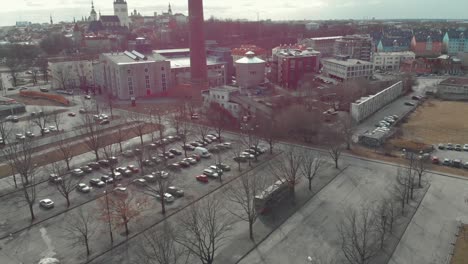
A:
[[0, 123, 160, 178], [7, 94, 74, 107], [392, 99, 468, 145], [450, 225, 468, 264]]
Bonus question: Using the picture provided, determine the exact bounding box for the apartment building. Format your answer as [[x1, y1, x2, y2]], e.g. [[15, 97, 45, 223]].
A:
[[322, 57, 373, 81]]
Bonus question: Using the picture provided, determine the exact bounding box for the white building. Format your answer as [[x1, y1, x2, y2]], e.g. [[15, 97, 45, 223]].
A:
[[437, 77, 468, 100], [94, 50, 171, 100], [154, 48, 226, 88], [322, 58, 373, 81], [49, 57, 95, 90], [235, 51, 265, 88], [372, 51, 415, 71], [113, 0, 129, 27], [351, 81, 403, 122], [202, 85, 241, 118]]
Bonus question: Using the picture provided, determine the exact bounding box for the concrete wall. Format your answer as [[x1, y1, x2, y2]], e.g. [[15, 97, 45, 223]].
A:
[[351, 81, 403, 122], [235, 62, 265, 88]]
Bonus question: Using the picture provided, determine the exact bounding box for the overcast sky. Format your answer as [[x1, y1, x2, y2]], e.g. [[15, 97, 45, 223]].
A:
[[1, 0, 467, 26]]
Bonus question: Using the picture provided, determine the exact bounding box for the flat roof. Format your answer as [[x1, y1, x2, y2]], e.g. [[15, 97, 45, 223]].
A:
[[309, 36, 342, 41], [439, 77, 468, 86], [153, 48, 190, 55], [168, 56, 223, 68], [323, 58, 373, 66], [374, 51, 415, 56], [101, 52, 166, 65], [353, 81, 402, 105]]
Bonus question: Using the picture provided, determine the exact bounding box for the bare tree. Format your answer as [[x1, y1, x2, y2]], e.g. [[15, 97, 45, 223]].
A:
[[175, 197, 233, 264], [80, 113, 102, 161], [142, 171, 173, 215], [225, 171, 266, 240], [115, 124, 126, 153], [49, 161, 77, 207], [169, 112, 182, 136], [31, 107, 50, 136], [301, 153, 324, 191], [97, 191, 149, 237], [3, 138, 38, 221], [179, 121, 192, 158], [241, 122, 261, 163], [256, 114, 280, 154], [231, 135, 245, 172], [326, 129, 345, 169], [6, 58, 24, 87], [100, 144, 119, 180], [130, 112, 147, 146], [0, 119, 12, 144], [50, 110, 63, 131], [340, 114, 355, 150], [57, 136, 74, 170], [339, 206, 379, 264], [269, 146, 303, 194], [373, 200, 389, 250], [55, 67, 70, 90], [136, 222, 190, 264], [393, 168, 410, 215], [205, 102, 232, 142], [413, 156, 429, 188], [197, 124, 210, 143], [63, 208, 98, 256]]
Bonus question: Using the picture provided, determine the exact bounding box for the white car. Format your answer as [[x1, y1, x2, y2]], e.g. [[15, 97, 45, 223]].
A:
[[77, 183, 91, 193], [39, 199, 54, 209], [133, 178, 147, 186], [203, 169, 219, 178], [156, 193, 175, 203], [72, 168, 84, 176]]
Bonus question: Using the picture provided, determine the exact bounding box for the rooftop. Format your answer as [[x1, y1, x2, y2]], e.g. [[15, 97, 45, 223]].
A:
[[374, 51, 415, 56], [439, 77, 468, 86], [167, 56, 224, 69], [322, 58, 373, 66], [207, 85, 241, 93], [308, 36, 343, 41], [235, 54, 265, 64], [101, 51, 166, 65], [275, 48, 320, 57], [153, 48, 190, 57]]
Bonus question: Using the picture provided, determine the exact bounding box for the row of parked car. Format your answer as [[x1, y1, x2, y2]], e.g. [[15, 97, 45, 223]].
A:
[[437, 143, 468, 152], [195, 163, 232, 183], [431, 156, 468, 169], [233, 146, 267, 162], [373, 115, 399, 134]]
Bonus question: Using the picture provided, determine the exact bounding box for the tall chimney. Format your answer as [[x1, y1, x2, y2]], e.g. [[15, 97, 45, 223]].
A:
[[188, 0, 207, 89]]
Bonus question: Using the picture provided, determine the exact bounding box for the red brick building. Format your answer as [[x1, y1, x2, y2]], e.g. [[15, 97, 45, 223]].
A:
[[411, 31, 443, 57]]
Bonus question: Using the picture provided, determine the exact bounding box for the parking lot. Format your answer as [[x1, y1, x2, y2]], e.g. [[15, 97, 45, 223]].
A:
[[0, 124, 276, 264]]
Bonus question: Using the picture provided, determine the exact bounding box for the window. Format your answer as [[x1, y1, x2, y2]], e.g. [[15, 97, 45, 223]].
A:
[[127, 69, 131, 74], [144, 68, 149, 73], [145, 75, 150, 89], [128, 77, 134, 95], [161, 67, 165, 71]]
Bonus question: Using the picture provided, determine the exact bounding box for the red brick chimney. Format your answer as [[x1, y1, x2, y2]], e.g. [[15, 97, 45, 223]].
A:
[[188, 0, 208, 90]]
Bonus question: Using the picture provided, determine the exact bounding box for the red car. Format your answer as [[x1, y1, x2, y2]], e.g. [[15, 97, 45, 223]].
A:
[[190, 154, 201, 161], [431, 156, 439, 164], [196, 174, 208, 183]]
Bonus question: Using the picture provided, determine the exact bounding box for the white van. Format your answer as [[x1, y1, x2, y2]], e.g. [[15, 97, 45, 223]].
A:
[[194, 147, 211, 158]]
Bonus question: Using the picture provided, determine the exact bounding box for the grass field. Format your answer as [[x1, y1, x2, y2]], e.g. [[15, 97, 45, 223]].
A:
[[395, 99, 468, 145], [450, 225, 468, 264]]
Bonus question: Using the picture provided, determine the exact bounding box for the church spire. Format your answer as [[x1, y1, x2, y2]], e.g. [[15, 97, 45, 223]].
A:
[[168, 3, 172, 15], [50, 14, 53, 25]]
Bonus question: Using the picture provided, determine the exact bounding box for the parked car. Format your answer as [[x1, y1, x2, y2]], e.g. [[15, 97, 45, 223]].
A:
[[221, 142, 232, 149], [48, 126, 58, 132], [6, 115, 19, 122], [142, 160, 154, 167], [186, 157, 197, 165], [209, 165, 223, 175], [77, 183, 91, 193], [98, 159, 110, 167], [190, 154, 201, 161], [72, 168, 84, 176], [431, 156, 440, 164], [68, 112, 76, 117], [216, 163, 231, 171], [143, 174, 156, 183], [446, 143, 454, 150], [464, 162, 468, 169], [101, 175, 114, 184], [203, 169, 219, 178], [109, 156, 118, 165], [179, 159, 191, 168], [113, 184, 127, 195], [88, 162, 101, 170], [196, 174, 209, 183], [453, 159, 462, 168], [84, 95, 91, 99], [442, 158, 452, 166], [39, 199, 54, 209], [133, 178, 147, 186], [156, 193, 175, 203], [150, 156, 162, 164], [153, 170, 169, 179], [100, 119, 110, 125], [404, 102, 415, 106], [127, 164, 139, 173], [455, 144, 463, 151], [15, 133, 26, 140], [49, 174, 62, 184], [25, 131, 34, 138], [80, 166, 93, 173], [167, 186, 184, 197], [234, 155, 248, 163], [169, 148, 182, 155], [438, 144, 445, 150], [89, 178, 105, 187], [164, 152, 175, 159], [182, 144, 195, 151], [464, 144, 468, 152], [168, 163, 181, 171]]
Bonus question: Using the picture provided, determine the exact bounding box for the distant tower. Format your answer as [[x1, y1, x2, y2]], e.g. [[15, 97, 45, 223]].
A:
[[89, 1, 97, 21], [168, 3, 172, 15], [188, 0, 207, 89], [99, 10, 101, 20], [113, 0, 129, 27], [50, 15, 53, 25], [72, 23, 83, 48]]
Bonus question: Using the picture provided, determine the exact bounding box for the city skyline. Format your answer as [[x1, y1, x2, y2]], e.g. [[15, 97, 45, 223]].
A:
[[1, 0, 468, 26]]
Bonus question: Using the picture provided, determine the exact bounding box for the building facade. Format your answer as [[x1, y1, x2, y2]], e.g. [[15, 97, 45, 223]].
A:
[[232, 45, 268, 64], [235, 51, 266, 88], [376, 37, 411, 52], [372, 51, 415, 71], [351, 81, 403, 122], [113, 0, 129, 27], [300, 36, 342, 57], [322, 58, 373, 81], [443, 30, 468, 55], [270, 47, 320, 89], [95, 51, 171, 100], [437, 77, 468, 100], [49, 57, 95, 91], [202, 85, 241, 118], [411, 31, 443, 57], [334, 34, 373, 61]]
